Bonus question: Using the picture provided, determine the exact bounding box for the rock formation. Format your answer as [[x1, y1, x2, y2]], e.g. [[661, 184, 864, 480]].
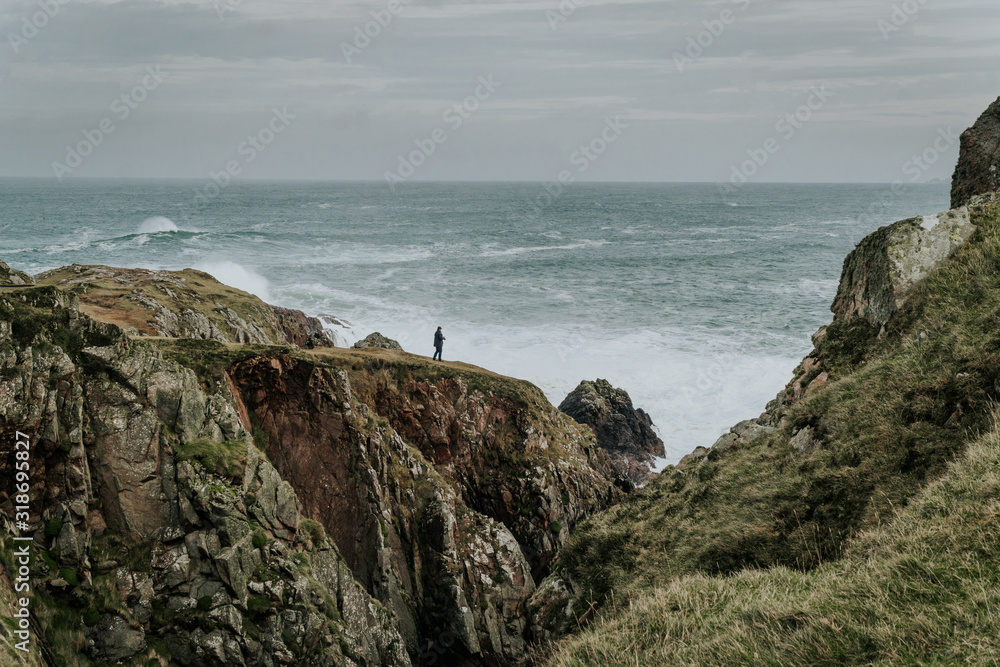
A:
[[558, 379, 665, 486], [952, 96, 1000, 208], [0, 259, 33, 286], [35, 264, 335, 348], [830, 207, 974, 329], [0, 287, 410, 666], [0, 268, 621, 666], [352, 332, 403, 351]]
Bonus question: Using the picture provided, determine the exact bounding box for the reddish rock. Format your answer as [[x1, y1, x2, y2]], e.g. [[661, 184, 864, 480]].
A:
[[952, 96, 1000, 208]]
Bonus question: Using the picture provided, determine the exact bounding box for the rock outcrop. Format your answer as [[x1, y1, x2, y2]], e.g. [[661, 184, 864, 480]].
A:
[[352, 332, 403, 351], [0, 260, 33, 286], [0, 276, 621, 666], [0, 287, 410, 666], [35, 264, 335, 348], [952, 96, 1000, 208], [271, 306, 337, 349], [830, 207, 974, 329], [558, 379, 665, 486]]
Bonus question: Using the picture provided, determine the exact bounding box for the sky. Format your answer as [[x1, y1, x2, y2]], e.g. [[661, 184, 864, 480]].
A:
[[1, 0, 999, 183]]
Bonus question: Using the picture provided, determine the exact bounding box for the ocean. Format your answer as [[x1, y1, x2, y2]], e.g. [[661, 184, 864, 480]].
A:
[[0, 179, 951, 464]]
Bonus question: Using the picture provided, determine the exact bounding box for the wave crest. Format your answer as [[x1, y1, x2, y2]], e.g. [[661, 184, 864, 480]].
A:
[[137, 216, 179, 234]]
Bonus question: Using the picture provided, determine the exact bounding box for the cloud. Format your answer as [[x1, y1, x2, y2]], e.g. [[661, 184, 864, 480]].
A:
[[0, 0, 998, 181]]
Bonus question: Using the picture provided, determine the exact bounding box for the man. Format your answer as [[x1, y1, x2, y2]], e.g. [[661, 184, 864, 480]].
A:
[[433, 327, 445, 361]]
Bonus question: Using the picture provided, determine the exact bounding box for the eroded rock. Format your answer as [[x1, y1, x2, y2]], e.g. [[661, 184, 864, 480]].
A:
[[559, 379, 665, 485], [952, 96, 1000, 208], [352, 331, 403, 351], [831, 207, 974, 329]]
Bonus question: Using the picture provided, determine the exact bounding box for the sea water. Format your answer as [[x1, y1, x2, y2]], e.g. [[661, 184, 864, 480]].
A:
[[0, 179, 951, 464]]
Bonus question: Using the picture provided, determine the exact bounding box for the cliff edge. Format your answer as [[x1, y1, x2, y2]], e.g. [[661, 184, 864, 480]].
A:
[[0, 273, 621, 666]]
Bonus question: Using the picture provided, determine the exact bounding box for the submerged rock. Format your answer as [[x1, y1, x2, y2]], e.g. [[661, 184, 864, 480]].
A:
[[952, 96, 1000, 208], [352, 331, 403, 350], [558, 379, 665, 485]]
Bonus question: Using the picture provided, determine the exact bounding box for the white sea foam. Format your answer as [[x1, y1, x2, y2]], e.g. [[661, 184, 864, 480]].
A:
[[479, 239, 611, 257], [137, 216, 179, 234], [195, 260, 273, 303], [302, 311, 803, 465]]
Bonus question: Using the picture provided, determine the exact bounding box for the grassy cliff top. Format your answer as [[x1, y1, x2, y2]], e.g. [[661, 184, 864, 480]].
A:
[[35, 264, 293, 344]]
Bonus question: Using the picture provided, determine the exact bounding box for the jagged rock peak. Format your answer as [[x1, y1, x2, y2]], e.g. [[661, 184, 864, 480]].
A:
[[952, 96, 1000, 208], [558, 378, 665, 486]]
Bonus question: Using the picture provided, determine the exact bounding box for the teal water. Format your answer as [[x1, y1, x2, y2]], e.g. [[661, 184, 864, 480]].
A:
[[0, 179, 951, 463]]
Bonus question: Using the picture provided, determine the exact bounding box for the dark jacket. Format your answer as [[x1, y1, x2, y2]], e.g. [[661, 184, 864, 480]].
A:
[[434, 331, 444, 348]]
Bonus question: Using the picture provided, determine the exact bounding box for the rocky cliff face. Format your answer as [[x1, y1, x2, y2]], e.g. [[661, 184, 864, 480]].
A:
[[0, 287, 410, 666], [952, 96, 1000, 208], [0, 272, 620, 666], [557, 379, 665, 486], [228, 350, 620, 662], [35, 265, 335, 348]]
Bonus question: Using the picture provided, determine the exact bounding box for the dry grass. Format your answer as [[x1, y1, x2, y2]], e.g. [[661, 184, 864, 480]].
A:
[[546, 410, 1000, 666], [35, 264, 289, 342], [542, 199, 1000, 664]]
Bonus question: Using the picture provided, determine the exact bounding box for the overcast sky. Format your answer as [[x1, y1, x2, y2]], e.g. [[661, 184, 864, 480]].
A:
[[1, 0, 998, 182]]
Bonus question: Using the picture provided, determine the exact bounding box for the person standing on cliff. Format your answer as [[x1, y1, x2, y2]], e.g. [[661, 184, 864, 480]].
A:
[[433, 327, 445, 361]]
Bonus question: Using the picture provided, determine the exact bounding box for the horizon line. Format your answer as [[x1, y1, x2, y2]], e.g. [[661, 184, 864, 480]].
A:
[[0, 177, 952, 186]]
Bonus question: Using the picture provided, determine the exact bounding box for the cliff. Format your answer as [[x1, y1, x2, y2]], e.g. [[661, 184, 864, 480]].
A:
[[0, 276, 620, 665], [952, 96, 1000, 208], [537, 97, 1000, 665]]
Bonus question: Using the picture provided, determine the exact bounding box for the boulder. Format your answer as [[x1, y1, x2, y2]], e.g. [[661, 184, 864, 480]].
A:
[[352, 331, 403, 351], [0, 260, 33, 286], [952, 96, 1000, 208], [90, 614, 146, 662], [558, 379, 665, 485], [831, 207, 974, 329]]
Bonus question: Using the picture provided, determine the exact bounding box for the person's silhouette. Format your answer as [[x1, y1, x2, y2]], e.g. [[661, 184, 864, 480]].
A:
[[433, 326, 445, 361]]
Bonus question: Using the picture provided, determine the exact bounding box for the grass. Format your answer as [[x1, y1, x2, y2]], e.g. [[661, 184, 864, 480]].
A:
[[553, 200, 1000, 607], [0, 286, 123, 358], [34, 265, 290, 344], [174, 438, 248, 479], [545, 409, 1000, 665], [540, 198, 1000, 664]]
